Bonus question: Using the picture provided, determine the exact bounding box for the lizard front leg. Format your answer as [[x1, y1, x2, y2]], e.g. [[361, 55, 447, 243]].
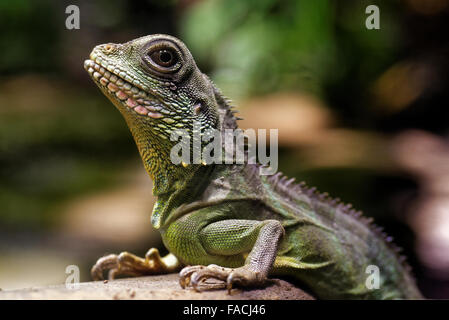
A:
[[179, 219, 284, 292], [91, 248, 181, 280]]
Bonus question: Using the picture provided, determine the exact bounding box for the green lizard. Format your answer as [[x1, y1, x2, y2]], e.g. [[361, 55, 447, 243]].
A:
[[84, 34, 422, 299]]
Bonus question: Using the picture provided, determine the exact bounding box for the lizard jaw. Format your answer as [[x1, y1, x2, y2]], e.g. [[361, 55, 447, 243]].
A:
[[84, 59, 164, 119]]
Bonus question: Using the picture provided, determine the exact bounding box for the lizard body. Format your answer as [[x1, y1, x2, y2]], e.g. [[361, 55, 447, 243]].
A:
[[84, 34, 422, 299]]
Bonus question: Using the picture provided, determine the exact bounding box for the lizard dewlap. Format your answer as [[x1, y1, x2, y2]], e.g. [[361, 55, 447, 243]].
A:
[[84, 34, 422, 299]]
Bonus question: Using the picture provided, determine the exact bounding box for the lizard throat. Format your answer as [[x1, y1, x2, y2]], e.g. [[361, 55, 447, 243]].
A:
[[84, 59, 164, 119]]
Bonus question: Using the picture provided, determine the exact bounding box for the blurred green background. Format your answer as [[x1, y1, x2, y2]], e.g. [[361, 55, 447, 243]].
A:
[[1, 0, 449, 298]]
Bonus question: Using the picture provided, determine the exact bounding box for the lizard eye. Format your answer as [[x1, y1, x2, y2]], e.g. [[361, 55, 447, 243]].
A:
[[144, 43, 181, 74], [149, 49, 176, 67]]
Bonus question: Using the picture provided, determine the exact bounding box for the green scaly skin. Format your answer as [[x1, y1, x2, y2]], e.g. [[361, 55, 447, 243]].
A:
[[84, 34, 422, 299]]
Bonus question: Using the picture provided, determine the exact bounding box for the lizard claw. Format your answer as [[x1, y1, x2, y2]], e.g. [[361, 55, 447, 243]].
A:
[[179, 264, 267, 293], [226, 267, 265, 292], [179, 265, 195, 289], [179, 264, 229, 291], [91, 249, 181, 281], [91, 254, 120, 280]]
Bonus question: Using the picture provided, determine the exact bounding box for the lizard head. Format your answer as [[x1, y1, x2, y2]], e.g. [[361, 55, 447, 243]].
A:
[[84, 34, 220, 137], [84, 34, 226, 193]]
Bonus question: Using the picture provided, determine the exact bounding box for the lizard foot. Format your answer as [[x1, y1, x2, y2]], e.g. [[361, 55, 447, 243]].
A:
[[179, 264, 267, 293], [91, 248, 180, 280]]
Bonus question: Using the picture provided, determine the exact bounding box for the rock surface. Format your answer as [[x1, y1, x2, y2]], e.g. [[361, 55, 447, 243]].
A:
[[0, 273, 314, 300]]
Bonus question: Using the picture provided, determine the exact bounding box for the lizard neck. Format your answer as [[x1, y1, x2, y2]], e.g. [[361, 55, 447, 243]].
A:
[[124, 114, 198, 196]]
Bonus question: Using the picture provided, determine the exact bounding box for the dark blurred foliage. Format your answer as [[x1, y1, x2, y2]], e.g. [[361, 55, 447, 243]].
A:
[[0, 0, 448, 297]]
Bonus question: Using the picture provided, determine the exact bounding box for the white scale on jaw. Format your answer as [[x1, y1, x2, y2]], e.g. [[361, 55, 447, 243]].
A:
[[84, 59, 167, 119]]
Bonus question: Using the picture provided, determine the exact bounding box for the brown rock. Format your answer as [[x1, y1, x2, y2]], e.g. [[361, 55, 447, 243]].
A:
[[0, 274, 314, 300]]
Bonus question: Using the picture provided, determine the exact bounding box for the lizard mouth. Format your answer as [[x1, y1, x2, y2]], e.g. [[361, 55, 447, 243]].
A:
[[84, 59, 164, 119]]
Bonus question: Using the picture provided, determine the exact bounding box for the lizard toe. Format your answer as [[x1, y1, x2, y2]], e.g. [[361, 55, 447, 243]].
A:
[[179, 265, 232, 291], [226, 267, 267, 293], [91, 254, 120, 281]]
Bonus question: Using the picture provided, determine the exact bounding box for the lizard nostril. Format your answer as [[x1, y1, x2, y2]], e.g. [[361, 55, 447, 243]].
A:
[[104, 44, 115, 53]]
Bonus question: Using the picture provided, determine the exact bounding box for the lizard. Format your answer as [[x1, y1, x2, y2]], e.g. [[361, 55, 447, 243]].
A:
[[83, 34, 423, 299]]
